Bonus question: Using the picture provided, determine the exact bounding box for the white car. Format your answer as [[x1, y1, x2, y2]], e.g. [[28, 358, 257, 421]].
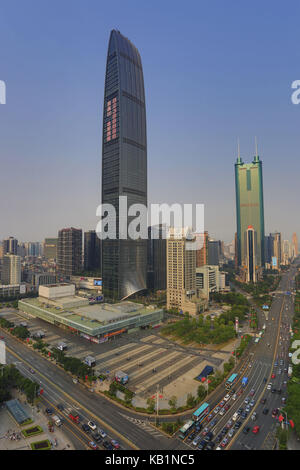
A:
[[98, 429, 107, 439], [88, 421, 97, 431], [192, 436, 200, 446], [224, 394, 230, 402], [232, 393, 237, 401], [267, 383, 272, 390]]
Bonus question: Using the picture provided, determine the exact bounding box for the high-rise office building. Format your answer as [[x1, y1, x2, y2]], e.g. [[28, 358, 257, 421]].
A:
[[235, 150, 265, 281], [166, 228, 206, 315], [3, 237, 18, 255], [147, 225, 167, 291], [2, 254, 21, 285], [208, 239, 220, 266], [234, 232, 238, 269], [17, 243, 26, 258], [44, 238, 58, 260], [292, 232, 298, 258], [282, 239, 292, 265], [196, 231, 208, 267], [264, 234, 274, 264], [27, 242, 42, 257], [57, 228, 82, 277], [271, 232, 281, 269], [101, 30, 147, 300], [84, 230, 101, 272], [245, 225, 257, 282]]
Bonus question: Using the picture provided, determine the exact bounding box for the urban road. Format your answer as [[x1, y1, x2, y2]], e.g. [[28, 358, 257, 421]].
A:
[[180, 262, 298, 451], [230, 264, 297, 450], [2, 263, 297, 451], [2, 331, 190, 450]]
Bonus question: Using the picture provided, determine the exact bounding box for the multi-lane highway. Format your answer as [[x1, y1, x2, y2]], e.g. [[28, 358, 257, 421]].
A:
[[180, 262, 298, 450], [1, 263, 297, 451], [2, 329, 189, 450]]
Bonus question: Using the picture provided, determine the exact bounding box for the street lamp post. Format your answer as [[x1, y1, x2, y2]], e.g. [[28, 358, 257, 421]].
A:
[[155, 384, 159, 427]]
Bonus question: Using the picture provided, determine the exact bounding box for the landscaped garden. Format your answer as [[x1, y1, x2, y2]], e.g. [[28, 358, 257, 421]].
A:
[[22, 425, 44, 438], [31, 439, 51, 450]]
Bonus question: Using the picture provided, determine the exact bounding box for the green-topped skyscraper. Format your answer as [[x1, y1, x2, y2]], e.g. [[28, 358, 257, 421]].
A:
[[235, 141, 265, 282]]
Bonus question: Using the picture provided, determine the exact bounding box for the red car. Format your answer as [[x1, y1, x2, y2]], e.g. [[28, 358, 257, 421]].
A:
[[252, 426, 260, 434], [271, 373, 276, 379], [224, 404, 231, 411], [221, 438, 229, 448], [111, 439, 120, 449], [88, 441, 98, 450]]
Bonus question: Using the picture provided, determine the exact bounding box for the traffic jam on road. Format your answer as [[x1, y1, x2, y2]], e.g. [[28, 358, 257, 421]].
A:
[[179, 269, 296, 451], [44, 404, 121, 450], [3, 341, 125, 451]]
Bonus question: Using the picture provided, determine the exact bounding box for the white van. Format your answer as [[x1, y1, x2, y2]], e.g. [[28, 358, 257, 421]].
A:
[[232, 412, 239, 422]]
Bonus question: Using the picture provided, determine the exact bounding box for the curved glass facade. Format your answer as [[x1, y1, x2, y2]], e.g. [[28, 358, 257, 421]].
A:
[[102, 30, 147, 300]]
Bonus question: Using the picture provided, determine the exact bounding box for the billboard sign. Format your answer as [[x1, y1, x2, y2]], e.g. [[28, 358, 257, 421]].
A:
[[272, 257, 277, 267], [94, 279, 102, 286], [20, 284, 26, 294]]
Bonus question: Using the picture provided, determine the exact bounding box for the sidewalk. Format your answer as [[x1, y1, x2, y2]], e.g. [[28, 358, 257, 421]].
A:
[[288, 430, 300, 450]]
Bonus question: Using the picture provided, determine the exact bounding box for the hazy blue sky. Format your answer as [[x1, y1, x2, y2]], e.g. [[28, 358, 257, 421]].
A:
[[0, 0, 300, 243]]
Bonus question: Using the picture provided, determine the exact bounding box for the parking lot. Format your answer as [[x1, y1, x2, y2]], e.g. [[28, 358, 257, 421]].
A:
[[1, 308, 234, 407]]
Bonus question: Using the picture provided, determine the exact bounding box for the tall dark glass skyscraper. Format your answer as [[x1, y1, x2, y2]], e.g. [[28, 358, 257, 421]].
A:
[[101, 30, 147, 300]]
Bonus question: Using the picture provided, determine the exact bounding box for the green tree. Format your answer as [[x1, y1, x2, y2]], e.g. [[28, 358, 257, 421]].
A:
[[168, 395, 177, 410], [186, 393, 196, 408], [147, 397, 155, 413]]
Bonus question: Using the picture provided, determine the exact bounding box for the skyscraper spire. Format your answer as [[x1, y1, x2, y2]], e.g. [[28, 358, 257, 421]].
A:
[[237, 138, 242, 163], [254, 136, 259, 162]]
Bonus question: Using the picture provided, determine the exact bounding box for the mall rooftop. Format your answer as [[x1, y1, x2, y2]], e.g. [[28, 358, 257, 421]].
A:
[[18, 283, 164, 339]]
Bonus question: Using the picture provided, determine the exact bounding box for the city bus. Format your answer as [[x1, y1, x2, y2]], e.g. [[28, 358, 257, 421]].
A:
[[178, 420, 195, 439], [225, 373, 238, 389], [192, 402, 210, 421]]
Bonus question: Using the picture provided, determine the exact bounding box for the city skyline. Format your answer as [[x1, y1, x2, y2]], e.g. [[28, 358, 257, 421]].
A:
[[1, 1, 300, 243], [1, 2, 299, 453]]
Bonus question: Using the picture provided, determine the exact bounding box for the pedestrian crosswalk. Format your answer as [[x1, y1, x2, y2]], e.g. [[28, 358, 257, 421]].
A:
[[119, 413, 163, 437]]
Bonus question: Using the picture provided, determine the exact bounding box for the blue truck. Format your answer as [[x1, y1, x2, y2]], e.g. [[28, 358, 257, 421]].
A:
[[196, 365, 214, 381], [242, 377, 248, 387]]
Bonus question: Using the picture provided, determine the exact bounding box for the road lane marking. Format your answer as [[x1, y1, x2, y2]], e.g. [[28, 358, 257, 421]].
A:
[[5, 344, 139, 450]]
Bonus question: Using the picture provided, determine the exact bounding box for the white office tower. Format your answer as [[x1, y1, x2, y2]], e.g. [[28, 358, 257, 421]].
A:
[[2, 254, 21, 285]]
